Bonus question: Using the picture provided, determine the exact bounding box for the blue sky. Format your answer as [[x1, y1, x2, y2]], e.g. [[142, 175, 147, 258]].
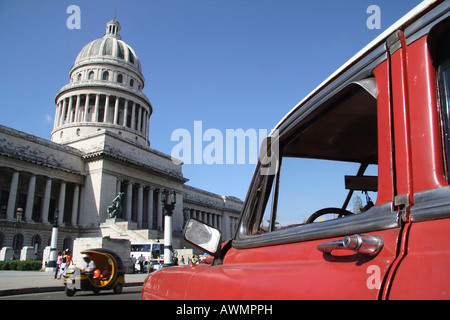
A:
[[0, 0, 423, 203]]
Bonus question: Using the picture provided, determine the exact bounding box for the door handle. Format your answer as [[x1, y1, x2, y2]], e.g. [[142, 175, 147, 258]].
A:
[[317, 234, 383, 256]]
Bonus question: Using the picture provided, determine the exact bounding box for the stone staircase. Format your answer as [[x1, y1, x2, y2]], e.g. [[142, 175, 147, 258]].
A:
[[99, 218, 162, 243], [99, 218, 186, 249]]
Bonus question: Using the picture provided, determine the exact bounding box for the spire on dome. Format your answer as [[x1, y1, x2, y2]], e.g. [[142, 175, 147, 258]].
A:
[[105, 14, 121, 39]]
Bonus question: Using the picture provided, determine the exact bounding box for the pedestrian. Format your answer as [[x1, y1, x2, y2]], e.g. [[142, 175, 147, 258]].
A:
[[138, 254, 145, 273], [131, 254, 136, 273], [54, 251, 62, 279], [63, 249, 72, 277], [58, 251, 67, 279]]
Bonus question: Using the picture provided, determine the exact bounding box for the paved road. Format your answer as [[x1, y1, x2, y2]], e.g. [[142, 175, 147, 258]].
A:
[[0, 285, 142, 300]]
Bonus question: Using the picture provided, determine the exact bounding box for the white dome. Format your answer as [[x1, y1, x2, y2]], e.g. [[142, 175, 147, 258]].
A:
[[71, 18, 142, 77], [51, 18, 152, 148]]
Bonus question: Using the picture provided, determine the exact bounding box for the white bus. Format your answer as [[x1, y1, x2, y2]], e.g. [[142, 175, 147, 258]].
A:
[[130, 242, 164, 272]]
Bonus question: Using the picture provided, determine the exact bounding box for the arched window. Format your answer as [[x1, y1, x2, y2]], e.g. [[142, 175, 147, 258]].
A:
[[117, 74, 123, 83], [88, 71, 95, 80], [77, 74, 82, 82], [31, 235, 41, 251], [12, 234, 24, 251], [102, 71, 109, 81], [129, 79, 134, 87]]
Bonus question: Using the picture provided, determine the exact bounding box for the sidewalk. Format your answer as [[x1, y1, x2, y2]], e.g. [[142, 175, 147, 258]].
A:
[[0, 270, 149, 296]]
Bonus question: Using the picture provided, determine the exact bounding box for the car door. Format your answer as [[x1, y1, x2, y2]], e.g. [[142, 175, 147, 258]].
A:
[[183, 43, 408, 299]]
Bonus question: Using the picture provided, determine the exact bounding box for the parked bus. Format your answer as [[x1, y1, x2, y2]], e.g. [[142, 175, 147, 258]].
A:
[[130, 242, 164, 272]]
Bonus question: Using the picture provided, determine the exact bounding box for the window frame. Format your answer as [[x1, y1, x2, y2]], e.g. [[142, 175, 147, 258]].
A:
[[436, 30, 450, 181]]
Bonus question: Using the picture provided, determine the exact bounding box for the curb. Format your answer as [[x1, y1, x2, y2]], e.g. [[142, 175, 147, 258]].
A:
[[0, 281, 144, 297]]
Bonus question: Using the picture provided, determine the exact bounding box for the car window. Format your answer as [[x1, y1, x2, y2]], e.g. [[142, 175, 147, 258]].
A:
[[245, 78, 380, 236], [255, 157, 378, 234]]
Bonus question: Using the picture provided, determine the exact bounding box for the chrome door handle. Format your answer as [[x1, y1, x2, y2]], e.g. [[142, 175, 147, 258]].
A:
[[317, 234, 383, 256]]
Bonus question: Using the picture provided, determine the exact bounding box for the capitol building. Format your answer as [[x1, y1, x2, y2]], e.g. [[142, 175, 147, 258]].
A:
[[0, 18, 243, 260]]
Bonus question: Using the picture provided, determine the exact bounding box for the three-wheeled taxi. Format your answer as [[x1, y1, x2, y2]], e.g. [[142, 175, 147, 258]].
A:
[[64, 248, 125, 296]]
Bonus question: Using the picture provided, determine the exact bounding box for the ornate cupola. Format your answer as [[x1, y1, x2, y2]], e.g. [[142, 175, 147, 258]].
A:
[[105, 17, 121, 39], [51, 18, 152, 148]]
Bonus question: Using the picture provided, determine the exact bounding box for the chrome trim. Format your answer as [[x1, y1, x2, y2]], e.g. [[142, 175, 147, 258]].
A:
[[411, 186, 450, 222], [317, 234, 384, 256], [234, 203, 398, 249]]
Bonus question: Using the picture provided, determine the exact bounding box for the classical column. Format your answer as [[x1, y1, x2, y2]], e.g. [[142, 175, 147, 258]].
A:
[[137, 105, 142, 132], [6, 171, 19, 221], [131, 101, 136, 130], [104, 95, 110, 123], [59, 99, 67, 126], [58, 182, 66, 226], [42, 178, 52, 223], [84, 94, 90, 121], [71, 185, 79, 226], [123, 99, 129, 127], [74, 94, 81, 122], [211, 213, 215, 228], [126, 182, 133, 221], [54, 101, 61, 128], [24, 174, 36, 222], [147, 187, 154, 229], [217, 214, 222, 231], [137, 184, 143, 228], [67, 96, 74, 123], [145, 110, 150, 136], [93, 94, 100, 122], [113, 97, 120, 124]]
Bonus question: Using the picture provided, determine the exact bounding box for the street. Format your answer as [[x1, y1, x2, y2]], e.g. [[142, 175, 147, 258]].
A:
[[0, 286, 142, 300]]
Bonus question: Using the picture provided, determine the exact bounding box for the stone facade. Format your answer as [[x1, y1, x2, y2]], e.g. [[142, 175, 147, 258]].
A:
[[0, 18, 243, 262]]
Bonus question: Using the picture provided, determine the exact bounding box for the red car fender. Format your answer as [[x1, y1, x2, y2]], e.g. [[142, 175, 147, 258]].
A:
[[142, 264, 210, 300]]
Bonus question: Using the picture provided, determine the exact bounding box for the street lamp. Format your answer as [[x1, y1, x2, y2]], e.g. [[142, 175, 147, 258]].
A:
[[45, 209, 59, 272], [161, 188, 176, 267]]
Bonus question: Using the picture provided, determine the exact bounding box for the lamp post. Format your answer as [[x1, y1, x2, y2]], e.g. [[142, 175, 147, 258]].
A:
[[161, 188, 176, 267], [45, 209, 59, 272]]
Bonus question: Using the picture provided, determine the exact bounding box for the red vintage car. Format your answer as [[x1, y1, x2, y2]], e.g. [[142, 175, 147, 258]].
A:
[[142, 0, 450, 300]]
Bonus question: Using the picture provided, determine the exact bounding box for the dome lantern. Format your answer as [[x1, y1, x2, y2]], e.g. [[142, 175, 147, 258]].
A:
[[105, 17, 121, 39]]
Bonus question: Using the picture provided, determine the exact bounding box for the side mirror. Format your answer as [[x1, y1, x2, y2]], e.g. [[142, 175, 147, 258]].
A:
[[184, 219, 222, 256]]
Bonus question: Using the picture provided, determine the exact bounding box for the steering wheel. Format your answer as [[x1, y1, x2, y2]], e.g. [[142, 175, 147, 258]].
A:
[[305, 207, 354, 224]]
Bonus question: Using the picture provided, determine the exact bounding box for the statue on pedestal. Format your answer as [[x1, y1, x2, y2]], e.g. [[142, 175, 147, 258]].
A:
[[107, 192, 124, 218]]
